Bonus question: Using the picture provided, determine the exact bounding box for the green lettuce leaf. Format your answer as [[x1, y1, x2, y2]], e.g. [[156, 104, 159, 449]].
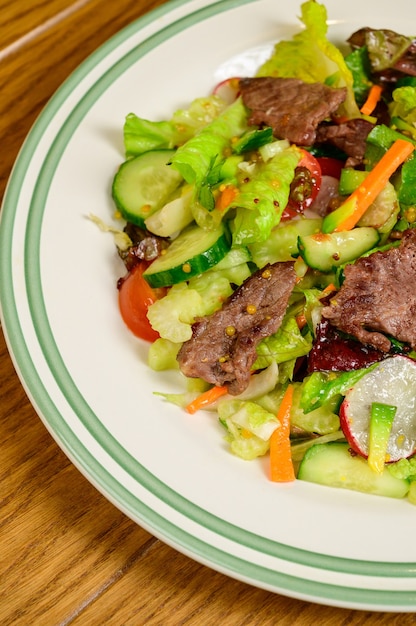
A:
[[253, 316, 312, 371], [123, 95, 228, 158], [389, 86, 416, 132], [218, 400, 277, 459], [300, 364, 378, 414], [256, 0, 360, 118], [231, 146, 300, 245], [388, 456, 416, 481], [170, 97, 248, 184], [344, 46, 373, 107]]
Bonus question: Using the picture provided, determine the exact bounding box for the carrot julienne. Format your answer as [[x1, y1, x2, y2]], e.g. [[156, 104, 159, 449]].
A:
[[360, 84, 383, 116], [318, 283, 337, 299], [270, 384, 295, 482], [186, 385, 228, 414], [295, 312, 307, 329], [216, 184, 238, 211], [322, 138, 415, 233]]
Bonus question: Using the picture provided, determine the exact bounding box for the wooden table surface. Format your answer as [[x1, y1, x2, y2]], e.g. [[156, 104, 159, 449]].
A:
[[1, 1, 415, 623]]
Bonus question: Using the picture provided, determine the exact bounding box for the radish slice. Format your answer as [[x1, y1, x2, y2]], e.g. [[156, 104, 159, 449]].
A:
[[212, 77, 241, 104], [339, 356, 416, 462]]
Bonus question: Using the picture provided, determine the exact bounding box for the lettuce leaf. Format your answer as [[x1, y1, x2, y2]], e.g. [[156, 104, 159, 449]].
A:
[[170, 98, 248, 184], [123, 95, 228, 158], [218, 400, 277, 459], [256, 0, 360, 119], [344, 46, 373, 107], [231, 146, 300, 245], [389, 86, 416, 133], [253, 316, 312, 371], [388, 456, 416, 481], [300, 364, 378, 414]]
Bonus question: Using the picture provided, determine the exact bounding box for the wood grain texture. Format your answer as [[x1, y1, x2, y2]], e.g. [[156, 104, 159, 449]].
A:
[[1, 1, 415, 624], [0, 0, 165, 199]]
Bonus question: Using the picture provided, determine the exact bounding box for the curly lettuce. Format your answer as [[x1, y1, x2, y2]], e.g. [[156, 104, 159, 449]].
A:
[[254, 316, 312, 371], [123, 95, 228, 158], [389, 86, 416, 139], [257, 0, 360, 119], [231, 146, 300, 245], [170, 97, 248, 185]]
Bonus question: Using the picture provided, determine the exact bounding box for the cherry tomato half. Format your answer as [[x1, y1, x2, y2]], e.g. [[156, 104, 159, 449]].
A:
[[118, 262, 162, 342], [316, 156, 344, 179], [282, 150, 322, 220]]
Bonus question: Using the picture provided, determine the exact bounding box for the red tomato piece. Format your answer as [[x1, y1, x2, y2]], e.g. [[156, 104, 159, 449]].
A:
[[316, 156, 344, 179], [118, 262, 161, 342]]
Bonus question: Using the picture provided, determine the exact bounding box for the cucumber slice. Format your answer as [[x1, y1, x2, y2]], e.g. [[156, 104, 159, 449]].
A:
[[338, 168, 367, 196], [143, 223, 231, 287], [249, 217, 322, 267], [297, 227, 380, 273], [298, 442, 409, 499], [212, 246, 251, 270], [144, 187, 193, 237], [112, 149, 183, 227]]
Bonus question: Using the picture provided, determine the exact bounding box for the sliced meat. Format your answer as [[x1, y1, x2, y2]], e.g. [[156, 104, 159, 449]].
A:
[[315, 118, 375, 167], [177, 262, 296, 395], [322, 229, 416, 352], [395, 40, 416, 76], [239, 77, 346, 146]]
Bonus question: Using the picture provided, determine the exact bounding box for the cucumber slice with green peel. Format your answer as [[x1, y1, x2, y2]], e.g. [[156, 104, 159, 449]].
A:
[[338, 168, 367, 196], [211, 246, 251, 270], [112, 149, 183, 228], [297, 227, 380, 273], [144, 187, 194, 237], [143, 223, 231, 287], [249, 217, 322, 267], [298, 442, 409, 499]]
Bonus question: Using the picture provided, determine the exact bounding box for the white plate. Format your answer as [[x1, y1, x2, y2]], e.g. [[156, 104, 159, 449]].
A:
[[1, 0, 416, 612]]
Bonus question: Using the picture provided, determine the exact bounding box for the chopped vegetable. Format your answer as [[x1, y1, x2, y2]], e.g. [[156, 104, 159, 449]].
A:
[[270, 385, 295, 482], [118, 263, 162, 342], [368, 402, 397, 473], [360, 84, 383, 116], [298, 442, 409, 498], [322, 138, 415, 232], [257, 0, 360, 118], [339, 357, 416, 463], [186, 385, 228, 414]]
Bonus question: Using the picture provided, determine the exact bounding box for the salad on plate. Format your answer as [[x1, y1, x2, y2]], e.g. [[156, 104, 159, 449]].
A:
[[101, 0, 416, 503]]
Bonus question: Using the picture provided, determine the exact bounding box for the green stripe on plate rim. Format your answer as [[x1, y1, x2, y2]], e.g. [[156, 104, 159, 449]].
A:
[[1, 0, 416, 607]]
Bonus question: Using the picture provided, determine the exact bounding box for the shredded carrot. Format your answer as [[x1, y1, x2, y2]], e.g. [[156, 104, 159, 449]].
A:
[[186, 385, 228, 414], [360, 84, 383, 116], [216, 184, 238, 211], [319, 283, 337, 299], [295, 312, 307, 329], [270, 385, 295, 482], [324, 138, 415, 232]]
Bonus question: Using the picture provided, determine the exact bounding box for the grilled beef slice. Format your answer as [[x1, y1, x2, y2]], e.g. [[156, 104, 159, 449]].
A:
[[315, 118, 375, 167], [239, 77, 347, 146], [322, 229, 416, 352], [177, 262, 296, 395]]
